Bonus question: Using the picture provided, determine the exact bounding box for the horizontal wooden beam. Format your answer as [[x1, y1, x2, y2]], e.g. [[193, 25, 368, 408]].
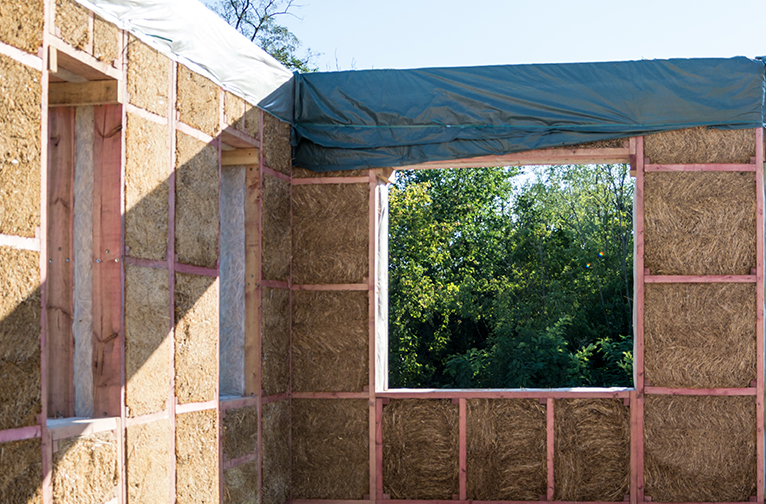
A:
[[49, 80, 121, 107], [644, 387, 757, 396], [645, 275, 756, 283], [292, 176, 370, 185], [377, 388, 632, 399], [292, 392, 369, 399], [48, 36, 121, 81], [47, 417, 118, 441], [220, 396, 259, 411], [221, 148, 260, 166], [645, 163, 756, 172], [174, 262, 218, 277], [399, 147, 631, 170], [292, 283, 371, 291], [175, 399, 218, 415], [0, 425, 41, 443], [0, 39, 43, 71]]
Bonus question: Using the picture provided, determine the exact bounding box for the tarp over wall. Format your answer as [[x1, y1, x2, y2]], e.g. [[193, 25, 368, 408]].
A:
[[292, 57, 766, 171]]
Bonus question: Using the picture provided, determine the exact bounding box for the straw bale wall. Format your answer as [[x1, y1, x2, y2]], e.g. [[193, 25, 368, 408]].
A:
[[0, 0, 43, 53], [223, 405, 257, 461], [125, 265, 170, 417], [263, 113, 291, 175], [125, 112, 169, 260], [293, 167, 369, 178], [127, 34, 170, 116], [292, 183, 369, 284], [292, 290, 368, 392], [53, 432, 119, 504], [55, 0, 89, 50], [292, 399, 369, 499], [466, 398, 546, 500], [645, 126, 755, 164], [644, 395, 756, 502], [175, 131, 219, 268], [0, 53, 41, 237], [176, 409, 219, 504], [93, 16, 120, 64], [174, 273, 218, 404], [645, 283, 756, 388], [263, 400, 290, 504], [553, 398, 630, 501], [224, 461, 259, 504], [0, 247, 41, 430], [262, 174, 291, 282], [382, 399, 459, 499], [644, 171, 755, 275], [177, 64, 220, 137], [0, 438, 42, 503], [245, 102, 259, 139], [126, 419, 171, 504], [224, 91, 245, 131], [262, 287, 289, 396]]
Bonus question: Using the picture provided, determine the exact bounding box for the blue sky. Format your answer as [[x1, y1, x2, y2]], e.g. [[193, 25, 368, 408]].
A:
[[265, 0, 765, 71]]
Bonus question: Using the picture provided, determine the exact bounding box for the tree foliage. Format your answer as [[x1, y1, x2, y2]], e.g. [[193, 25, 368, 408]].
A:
[[212, 0, 317, 72], [388, 165, 634, 389]]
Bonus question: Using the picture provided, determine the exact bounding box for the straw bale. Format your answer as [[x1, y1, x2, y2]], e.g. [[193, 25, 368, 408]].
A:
[[93, 16, 119, 64], [382, 399, 459, 499], [125, 111, 169, 260], [0, 247, 41, 430], [224, 91, 245, 130], [244, 102, 259, 139], [553, 398, 630, 501], [292, 183, 369, 285], [224, 460, 258, 504], [573, 138, 626, 149], [262, 401, 289, 504], [220, 166, 246, 396], [127, 34, 170, 116], [645, 126, 754, 164], [644, 171, 755, 275], [262, 174, 290, 282], [126, 419, 171, 504], [261, 287, 289, 396], [0, 438, 42, 504], [644, 395, 756, 502], [176, 409, 219, 504], [175, 131, 219, 268], [0, 0, 43, 53], [645, 283, 755, 388], [292, 399, 369, 499], [466, 398, 546, 500], [53, 432, 119, 504], [223, 406, 257, 461], [175, 273, 218, 404], [177, 65, 219, 137], [292, 290, 368, 392], [263, 113, 291, 174], [293, 167, 369, 178], [0, 53, 41, 237], [125, 265, 169, 417], [55, 0, 89, 50]]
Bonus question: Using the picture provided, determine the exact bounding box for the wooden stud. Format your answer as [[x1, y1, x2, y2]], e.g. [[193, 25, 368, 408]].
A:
[[375, 398, 384, 501], [118, 30, 128, 504], [257, 108, 266, 503], [376, 389, 631, 400], [0, 425, 42, 443], [292, 176, 370, 185], [293, 283, 370, 291], [644, 275, 756, 283], [221, 148, 260, 167], [291, 392, 369, 399], [49, 80, 122, 107], [644, 387, 757, 396], [755, 127, 764, 502], [48, 36, 121, 80], [369, 169, 378, 503], [262, 165, 290, 182], [46, 106, 76, 419], [634, 136, 646, 504], [0, 39, 44, 71], [645, 163, 756, 172], [174, 262, 218, 277], [48, 45, 57, 72], [244, 160, 261, 397], [92, 104, 123, 418]]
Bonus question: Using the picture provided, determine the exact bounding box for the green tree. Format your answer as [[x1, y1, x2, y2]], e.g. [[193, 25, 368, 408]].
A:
[[212, 0, 317, 72]]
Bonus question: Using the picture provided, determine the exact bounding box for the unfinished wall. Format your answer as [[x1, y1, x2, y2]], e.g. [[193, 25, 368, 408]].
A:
[[263, 401, 290, 504], [176, 410, 219, 504], [127, 35, 170, 116], [0, 438, 42, 503], [0, 0, 44, 54], [52, 432, 119, 504], [126, 419, 171, 504]]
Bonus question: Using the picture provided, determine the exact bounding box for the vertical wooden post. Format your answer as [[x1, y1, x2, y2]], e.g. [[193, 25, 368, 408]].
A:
[[369, 169, 378, 503], [92, 103, 123, 418], [46, 106, 76, 419], [546, 397, 554, 501], [375, 398, 384, 501], [458, 397, 467, 501], [635, 136, 646, 503], [117, 29, 128, 504], [755, 127, 764, 503], [255, 109, 266, 501]]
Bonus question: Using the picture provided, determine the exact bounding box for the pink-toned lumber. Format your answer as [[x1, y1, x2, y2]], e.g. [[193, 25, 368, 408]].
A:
[[287, 500, 728, 504], [644, 163, 756, 172], [124, 410, 169, 427], [634, 136, 646, 503], [220, 396, 258, 411], [176, 119, 215, 144], [401, 146, 630, 171], [644, 387, 757, 396], [125, 103, 168, 125], [258, 109, 267, 501], [292, 392, 369, 399], [0, 39, 44, 70], [546, 398, 554, 501], [0, 232, 41, 251], [644, 275, 756, 283], [0, 425, 42, 443], [221, 125, 258, 149], [292, 176, 370, 185], [174, 262, 218, 277], [629, 389, 638, 504], [458, 398, 467, 500], [175, 399, 218, 414], [92, 103, 123, 418], [369, 169, 378, 502], [261, 392, 288, 405], [47, 35, 121, 81], [263, 165, 290, 182], [46, 106, 76, 419], [224, 452, 257, 470], [293, 283, 371, 291], [376, 389, 631, 399], [376, 399, 384, 501], [124, 256, 166, 269], [261, 279, 288, 289], [118, 32, 128, 504], [755, 127, 764, 502]]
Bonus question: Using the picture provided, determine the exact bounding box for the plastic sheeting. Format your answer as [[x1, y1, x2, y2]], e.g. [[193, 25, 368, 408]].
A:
[[293, 57, 766, 171], [75, 0, 295, 122]]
